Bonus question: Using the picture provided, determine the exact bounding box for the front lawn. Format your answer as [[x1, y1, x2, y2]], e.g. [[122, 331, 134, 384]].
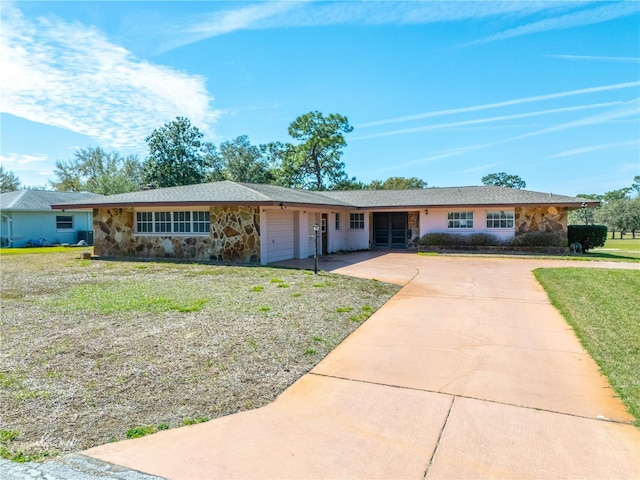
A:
[[0, 251, 399, 460], [588, 237, 640, 261], [534, 268, 640, 426], [0, 246, 93, 255]]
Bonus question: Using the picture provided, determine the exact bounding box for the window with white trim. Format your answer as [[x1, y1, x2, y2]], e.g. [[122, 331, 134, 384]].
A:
[[136, 211, 210, 235], [155, 212, 171, 233], [56, 215, 73, 230], [349, 213, 365, 229], [173, 211, 191, 233], [335, 213, 341, 230], [192, 211, 210, 233], [486, 211, 514, 229], [136, 212, 153, 233], [447, 211, 474, 229]]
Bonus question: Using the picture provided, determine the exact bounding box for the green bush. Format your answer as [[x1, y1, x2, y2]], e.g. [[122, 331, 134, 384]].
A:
[[507, 231, 566, 247], [418, 233, 462, 246], [568, 225, 607, 252], [467, 233, 502, 246], [419, 232, 502, 246], [419, 231, 569, 248]]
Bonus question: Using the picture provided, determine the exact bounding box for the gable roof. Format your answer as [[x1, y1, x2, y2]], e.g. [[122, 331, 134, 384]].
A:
[[1, 190, 103, 211], [49, 181, 599, 210]]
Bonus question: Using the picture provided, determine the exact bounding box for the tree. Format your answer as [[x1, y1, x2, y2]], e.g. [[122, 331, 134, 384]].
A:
[[481, 172, 526, 189], [332, 177, 367, 190], [280, 111, 353, 190], [568, 193, 601, 226], [368, 176, 428, 190], [143, 117, 212, 188], [631, 175, 640, 197], [0, 166, 21, 193], [50, 147, 142, 194], [625, 197, 640, 238], [215, 136, 274, 184]]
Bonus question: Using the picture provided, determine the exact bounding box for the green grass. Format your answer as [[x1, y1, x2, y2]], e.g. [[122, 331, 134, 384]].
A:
[[0, 246, 92, 255], [589, 237, 640, 261], [534, 268, 640, 426], [50, 280, 209, 314]]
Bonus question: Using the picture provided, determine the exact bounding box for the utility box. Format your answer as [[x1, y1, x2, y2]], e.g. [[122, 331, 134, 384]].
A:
[[77, 231, 94, 246]]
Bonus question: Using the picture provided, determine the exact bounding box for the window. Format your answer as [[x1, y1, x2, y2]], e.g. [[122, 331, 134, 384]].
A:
[[136, 211, 210, 235], [56, 215, 73, 230], [154, 212, 171, 233], [192, 211, 210, 233], [173, 211, 191, 233], [486, 211, 514, 229], [335, 213, 341, 230], [136, 212, 153, 233], [349, 213, 365, 229], [447, 211, 474, 229]]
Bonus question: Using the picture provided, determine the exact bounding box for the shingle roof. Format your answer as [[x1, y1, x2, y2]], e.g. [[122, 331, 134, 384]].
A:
[[51, 181, 352, 208], [1, 190, 103, 211], [49, 181, 598, 210], [320, 185, 598, 208]]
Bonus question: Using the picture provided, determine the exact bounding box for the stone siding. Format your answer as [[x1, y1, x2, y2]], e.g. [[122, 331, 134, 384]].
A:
[[93, 206, 260, 263], [408, 211, 420, 247], [210, 206, 260, 263], [515, 206, 568, 236]]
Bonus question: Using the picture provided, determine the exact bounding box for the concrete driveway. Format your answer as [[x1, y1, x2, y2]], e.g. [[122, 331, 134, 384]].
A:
[[84, 253, 640, 479]]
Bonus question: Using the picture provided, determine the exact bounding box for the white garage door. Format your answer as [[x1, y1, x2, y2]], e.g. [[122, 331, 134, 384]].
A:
[[266, 211, 295, 263]]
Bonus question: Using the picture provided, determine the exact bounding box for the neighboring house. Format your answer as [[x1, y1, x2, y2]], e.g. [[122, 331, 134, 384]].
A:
[[0, 190, 103, 247], [51, 181, 598, 265]]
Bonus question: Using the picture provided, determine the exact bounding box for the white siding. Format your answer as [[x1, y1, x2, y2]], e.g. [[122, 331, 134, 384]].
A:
[[420, 207, 515, 241], [265, 210, 295, 262]]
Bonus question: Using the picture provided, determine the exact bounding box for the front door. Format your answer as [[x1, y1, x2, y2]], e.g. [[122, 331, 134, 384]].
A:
[[321, 213, 328, 254], [373, 212, 408, 248]]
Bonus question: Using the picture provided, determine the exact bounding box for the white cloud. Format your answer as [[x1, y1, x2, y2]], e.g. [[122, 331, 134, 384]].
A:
[[356, 82, 640, 129], [155, 1, 584, 53], [0, 152, 49, 167], [0, 4, 221, 149], [547, 140, 639, 159], [156, 2, 303, 53], [352, 102, 622, 140], [456, 163, 502, 175], [473, 2, 640, 44], [368, 143, 494, 175]]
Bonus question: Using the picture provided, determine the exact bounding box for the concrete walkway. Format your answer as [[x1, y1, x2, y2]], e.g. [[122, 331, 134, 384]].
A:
[[84, 253, 640, 479]]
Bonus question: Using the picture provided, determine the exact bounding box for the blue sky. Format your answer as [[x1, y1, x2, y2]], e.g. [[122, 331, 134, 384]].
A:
[[1, 1, 639, 195]]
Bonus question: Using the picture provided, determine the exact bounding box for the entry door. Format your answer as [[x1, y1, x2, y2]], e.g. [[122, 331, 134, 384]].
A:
[[373, 213, 408, 248], [321, 214, 328, 255]]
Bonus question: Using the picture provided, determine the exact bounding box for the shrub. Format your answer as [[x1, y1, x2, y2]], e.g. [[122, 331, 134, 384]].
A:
[[568, 225, 607, 252], [419, 233, 467, 246], [507, 231, 566, 247], [419, 232, 502, 246], [466, 233, 502, 246]]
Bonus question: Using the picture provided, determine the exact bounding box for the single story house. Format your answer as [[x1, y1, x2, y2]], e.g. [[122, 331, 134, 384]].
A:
[[51, 180, 598, 264], [0, 190, 102, 247]]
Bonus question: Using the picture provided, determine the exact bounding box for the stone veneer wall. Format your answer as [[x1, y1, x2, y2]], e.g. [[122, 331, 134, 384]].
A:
[[93, 206, 260, 263], [408, 211, 420, 247], [210, 206, 260, 263], [514, 206, 568, 236]]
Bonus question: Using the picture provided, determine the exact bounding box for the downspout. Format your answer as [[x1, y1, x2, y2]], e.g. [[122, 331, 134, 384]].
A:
[[0, 213, 13, 247]]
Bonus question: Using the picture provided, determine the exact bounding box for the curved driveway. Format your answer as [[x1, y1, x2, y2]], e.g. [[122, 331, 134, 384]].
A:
[[84, 253, 640, 479]]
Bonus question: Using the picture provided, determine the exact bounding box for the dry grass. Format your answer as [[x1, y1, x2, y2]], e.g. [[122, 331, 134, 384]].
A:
[[0, 251, 399, 460]]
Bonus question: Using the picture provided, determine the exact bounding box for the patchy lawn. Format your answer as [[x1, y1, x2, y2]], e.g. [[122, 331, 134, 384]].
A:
[[0, 251, 400, 460], [534, 268, 640, 427]]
